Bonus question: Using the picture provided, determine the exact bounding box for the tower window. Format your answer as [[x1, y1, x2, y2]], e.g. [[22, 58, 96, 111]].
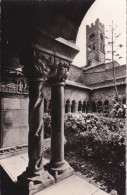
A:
[[93, 43, 95, 50], [89, 33, 95, 41], [100, 43, 103, 50], [100, 33, 103, 41]]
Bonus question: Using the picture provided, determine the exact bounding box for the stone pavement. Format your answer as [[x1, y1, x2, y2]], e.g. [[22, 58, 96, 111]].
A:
[[0, 153, 109, 195]]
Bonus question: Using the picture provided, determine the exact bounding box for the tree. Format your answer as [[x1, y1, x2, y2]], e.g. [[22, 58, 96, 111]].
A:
[[105, 21, 123, 100]]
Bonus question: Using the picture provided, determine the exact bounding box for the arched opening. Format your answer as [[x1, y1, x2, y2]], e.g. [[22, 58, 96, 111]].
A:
[[65, 100, 71, 113], [71, 100, 76, 113], [89, 33, 95, 41], [104, 100, 109, 106], [97, 101, 103, 113], [82, 101, 86, 113], [91, 102, 96, 112], [78, 101, 82, 112], [100, 33, 103, 41], [104, 100, 109, 116], [44, 98, 47, 113]]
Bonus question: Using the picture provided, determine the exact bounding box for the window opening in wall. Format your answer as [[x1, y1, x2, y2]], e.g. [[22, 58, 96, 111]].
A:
[[82, 101, 86, 113], [97, 101, 103, 113], [91, 102, 96, 112], [71, 100, 76, 113], [78, 101, 82, 112], [65, 100, 70, 113]]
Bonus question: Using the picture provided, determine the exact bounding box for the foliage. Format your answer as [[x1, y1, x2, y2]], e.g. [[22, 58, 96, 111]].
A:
[[43, 113, 51, 138], [65, 113, 125, 169], [109, 97, 126, 118]]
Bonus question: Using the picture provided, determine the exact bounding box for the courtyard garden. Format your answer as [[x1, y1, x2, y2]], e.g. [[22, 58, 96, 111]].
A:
[[44, 112, 126, 195]]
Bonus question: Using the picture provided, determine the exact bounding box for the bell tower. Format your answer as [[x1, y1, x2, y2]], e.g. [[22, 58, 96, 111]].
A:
[[86, 18, 105, 67]]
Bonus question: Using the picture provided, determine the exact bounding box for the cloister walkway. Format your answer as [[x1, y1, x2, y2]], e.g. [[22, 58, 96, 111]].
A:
[[0, 153, 109, 195]]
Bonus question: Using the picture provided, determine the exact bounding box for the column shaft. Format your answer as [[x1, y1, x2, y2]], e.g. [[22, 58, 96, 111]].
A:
[[28, 81, 44, 173], [51, 84, 64, 165]]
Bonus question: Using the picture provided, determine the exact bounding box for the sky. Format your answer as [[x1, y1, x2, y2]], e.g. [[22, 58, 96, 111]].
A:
[[73, 0, 126, 67]]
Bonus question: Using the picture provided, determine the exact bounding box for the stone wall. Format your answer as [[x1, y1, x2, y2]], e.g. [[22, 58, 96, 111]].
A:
[[1, 94, 29, 148], [65, 86, 90, 104]]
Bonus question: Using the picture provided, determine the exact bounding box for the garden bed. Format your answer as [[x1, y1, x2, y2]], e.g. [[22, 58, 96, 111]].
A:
[[44, 112, 126, 195]]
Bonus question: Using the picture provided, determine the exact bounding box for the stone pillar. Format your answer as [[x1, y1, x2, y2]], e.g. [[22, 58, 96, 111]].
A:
[[45, 60, 73, 181], [75, 102, 78, 113], [17, 58, 55, 194]]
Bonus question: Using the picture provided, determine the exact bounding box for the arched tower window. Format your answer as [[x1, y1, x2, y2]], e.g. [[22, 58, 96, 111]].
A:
[[100, 33, 103, 41], [89, 33, 95, 41], [65, 100, 71, 113], [71, 100, 76, 113], [78, 101, 82, 112]]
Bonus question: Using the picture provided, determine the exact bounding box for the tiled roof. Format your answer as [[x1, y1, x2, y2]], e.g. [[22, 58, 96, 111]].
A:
[[83, 64, 126, 86], [88, 76, 126, 89], [65, 80, 91, 90]]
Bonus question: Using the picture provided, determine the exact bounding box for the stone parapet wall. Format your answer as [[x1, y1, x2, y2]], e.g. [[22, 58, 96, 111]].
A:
[[0, 94, 29, 148]]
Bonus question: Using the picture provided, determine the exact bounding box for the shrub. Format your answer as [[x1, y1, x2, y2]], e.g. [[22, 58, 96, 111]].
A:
[[65, 113, 125, 169], [43, 113, 51, 138]]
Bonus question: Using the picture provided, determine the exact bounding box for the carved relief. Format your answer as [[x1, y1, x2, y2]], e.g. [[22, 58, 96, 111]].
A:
[[0, 78, 29, 94]]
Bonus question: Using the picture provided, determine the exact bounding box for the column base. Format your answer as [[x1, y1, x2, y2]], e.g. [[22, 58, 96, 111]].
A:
[[45, 160, 74, 182], [17, 169, 55, 195]]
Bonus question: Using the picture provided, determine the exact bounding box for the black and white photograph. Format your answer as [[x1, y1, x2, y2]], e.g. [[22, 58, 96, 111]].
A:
[[0, 0, 126, 195]]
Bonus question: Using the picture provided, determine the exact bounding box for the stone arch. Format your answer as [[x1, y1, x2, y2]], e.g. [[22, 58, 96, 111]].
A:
[[65, 100, 71, 113], [71, 100, 76, 113], [82, 101, 86, 113], [78, 101, 82, 112], [91, 101, 96, 112], [97, 101, 103, 113], [89, 33, 95, 41]]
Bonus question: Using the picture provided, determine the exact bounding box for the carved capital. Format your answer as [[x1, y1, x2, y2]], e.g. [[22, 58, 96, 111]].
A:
[[24, 58, 50, 82], [48, 58, 70, 83], [27, 49, 70, 83]]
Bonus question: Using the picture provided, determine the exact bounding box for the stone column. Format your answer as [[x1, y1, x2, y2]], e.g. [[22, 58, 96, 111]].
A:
[[75, 102, 78, 113], [45, 59, 73, 181], [17, 58, 54, 194]]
